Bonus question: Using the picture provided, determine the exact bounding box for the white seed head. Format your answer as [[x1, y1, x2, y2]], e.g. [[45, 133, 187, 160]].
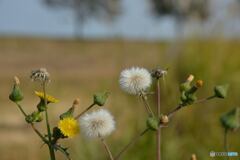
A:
[[119, 67, 152, 95], [30, 68, 50, 83], [79, 109, 115, 138]]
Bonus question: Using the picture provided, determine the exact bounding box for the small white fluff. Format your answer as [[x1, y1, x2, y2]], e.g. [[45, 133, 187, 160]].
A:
[[30, 68, 50, 83], [119, 67, 152, 95], [79, 109, 115, 138]]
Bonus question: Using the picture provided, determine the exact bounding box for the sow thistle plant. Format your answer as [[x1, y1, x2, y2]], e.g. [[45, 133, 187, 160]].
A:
[[9, 67, 230, 160]]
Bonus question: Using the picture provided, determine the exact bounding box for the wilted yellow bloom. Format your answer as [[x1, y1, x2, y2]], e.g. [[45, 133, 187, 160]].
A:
[[58, 117, 79, 138], [35, 91, 59, 103], [196, 80, 203, 88]]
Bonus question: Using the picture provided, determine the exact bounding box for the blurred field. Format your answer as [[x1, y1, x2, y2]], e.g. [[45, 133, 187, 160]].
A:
[[0, 38, 240, 160]]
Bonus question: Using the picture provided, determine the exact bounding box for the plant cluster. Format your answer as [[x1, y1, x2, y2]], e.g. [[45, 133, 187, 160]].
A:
[[9, 67, 237, 160]]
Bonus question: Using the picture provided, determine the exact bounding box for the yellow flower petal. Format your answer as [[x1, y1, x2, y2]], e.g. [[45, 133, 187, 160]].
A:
[[35, 91, 59, 103], [58, 117, 79, 138]]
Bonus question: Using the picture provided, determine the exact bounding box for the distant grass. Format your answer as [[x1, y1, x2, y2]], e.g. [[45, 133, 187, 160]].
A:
[[0, 37, 240, 160]]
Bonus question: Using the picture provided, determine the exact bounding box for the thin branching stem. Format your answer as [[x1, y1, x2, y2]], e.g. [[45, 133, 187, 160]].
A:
[[15, 102, 48, 143], [140, 93, 154, 117], [156, 79, 161, 160], [75, 103, 95, 119], [30, 124, 48, 143], [115, 128, 149, 160], [99, 136, 114, 160], [16, 102, 27, 117], [167, 95, 216, 118], [43, 82, 56, 160]]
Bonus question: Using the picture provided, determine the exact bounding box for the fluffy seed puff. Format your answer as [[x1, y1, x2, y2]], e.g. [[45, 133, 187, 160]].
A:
[[79, 109, 115, 138], [119, 67, 152, 95], [30, 68, 50, 83]]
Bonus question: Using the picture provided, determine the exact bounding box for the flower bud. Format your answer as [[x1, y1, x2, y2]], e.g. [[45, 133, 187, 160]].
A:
[[160, 115, 169, 125], [151, 68, 167, 79], [52, 127, 66, 143], [190, 154, 197, 160], [60, 107, 75, 120], [196, 80, 203, 88], [37, 100, 47, 112], [180, 83, 191, 92], [9, 76, 24, 102], [14, 76, 20, 85], [73, 98, 80, 107], [214, 84, 229, 99], [25, 111, 43, 123], [186, 74, 194, 82], [220, 107, 240, 131], [146, 116, 159, 131], [93, 92, 109, 106]]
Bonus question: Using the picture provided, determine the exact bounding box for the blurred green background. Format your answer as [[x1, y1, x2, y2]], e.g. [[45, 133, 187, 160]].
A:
[[0, 38, 239, 160]]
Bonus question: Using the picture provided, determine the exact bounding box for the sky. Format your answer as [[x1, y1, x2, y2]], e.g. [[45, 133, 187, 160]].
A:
[[0, 0, 239, 40]]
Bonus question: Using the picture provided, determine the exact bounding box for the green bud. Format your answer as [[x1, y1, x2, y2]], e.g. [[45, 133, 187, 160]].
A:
[[188, 94, 197, 102], [180, 92, 187, 101], [180, 82, 191, 92], [60, 107, 75, 120], [187, 86, 198, 95], [146, 116, 159, 131], [9, 77, 24, 102], [220, 107, 240, 130], [25, 111, 43, 123], [93, 92, 109, 106], [37, 99, 47, 112], [214, 84, 229, 99]]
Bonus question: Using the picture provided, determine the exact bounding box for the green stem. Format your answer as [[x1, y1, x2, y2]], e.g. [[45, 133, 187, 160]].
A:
[[156, 79, 161, 160], [167, 95, 216, 118], [16, 102, 27, 117], [43, 82, 56, 160], [140, 92, 154, 117], [99, 136, 114, 160], [75, 103, 95, 119], [114, 128, 149, 160], [15, 102, 48, 143]]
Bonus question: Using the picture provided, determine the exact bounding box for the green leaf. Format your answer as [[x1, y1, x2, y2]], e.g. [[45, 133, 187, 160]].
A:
[[220, 107, 240, 130], [214, 84, 229, 99], [93, 92, 109, 106]]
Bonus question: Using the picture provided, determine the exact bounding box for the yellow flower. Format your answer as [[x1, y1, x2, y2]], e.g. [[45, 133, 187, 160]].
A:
[[58, 117, 79, 138], [35, 91, 59, 103]]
